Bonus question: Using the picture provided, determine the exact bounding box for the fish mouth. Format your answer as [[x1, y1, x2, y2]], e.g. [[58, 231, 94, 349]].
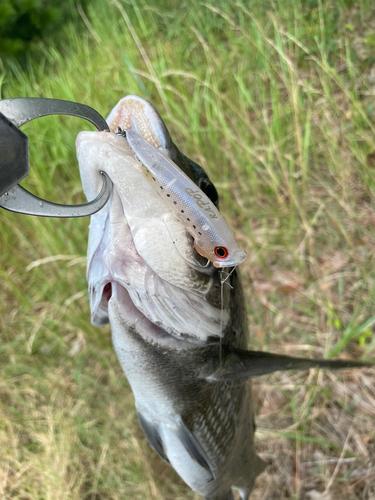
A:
[[77, 97, 230, 344]]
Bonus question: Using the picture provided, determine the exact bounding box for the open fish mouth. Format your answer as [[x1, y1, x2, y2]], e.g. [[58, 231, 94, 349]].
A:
[[76, 96, 230, 345]]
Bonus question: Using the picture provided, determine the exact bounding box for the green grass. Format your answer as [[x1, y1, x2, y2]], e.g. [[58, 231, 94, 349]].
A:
[[1, 0, 375, 498]]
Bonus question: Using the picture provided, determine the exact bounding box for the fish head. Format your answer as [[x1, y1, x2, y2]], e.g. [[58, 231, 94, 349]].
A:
[[76, 96, 233, 344]]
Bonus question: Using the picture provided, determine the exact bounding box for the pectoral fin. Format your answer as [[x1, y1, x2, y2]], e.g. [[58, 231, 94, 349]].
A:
[[176, 417, 216, 479], [203, 348, 372, 382], [138, 412, 169, 462]]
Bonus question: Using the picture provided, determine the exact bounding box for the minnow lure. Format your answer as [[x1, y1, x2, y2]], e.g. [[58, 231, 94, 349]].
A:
[[126, 129, 247, 268]]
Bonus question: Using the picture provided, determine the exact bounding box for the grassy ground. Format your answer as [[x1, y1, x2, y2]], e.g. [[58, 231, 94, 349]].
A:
[[1, 0, 375, 498]]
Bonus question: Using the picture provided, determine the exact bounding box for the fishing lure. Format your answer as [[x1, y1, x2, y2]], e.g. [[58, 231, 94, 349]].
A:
[[125, 129, 247, 268]]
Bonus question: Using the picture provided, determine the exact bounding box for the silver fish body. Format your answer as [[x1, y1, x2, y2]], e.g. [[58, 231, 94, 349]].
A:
[[77, 96, 370, 500]]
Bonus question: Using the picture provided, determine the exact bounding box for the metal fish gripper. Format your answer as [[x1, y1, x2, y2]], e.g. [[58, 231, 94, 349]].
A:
[[0, 97, 111, 218]]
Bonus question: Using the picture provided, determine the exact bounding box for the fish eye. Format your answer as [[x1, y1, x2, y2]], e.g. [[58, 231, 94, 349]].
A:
[[198, 178, 219, 207], [214, 246, 228, 259]]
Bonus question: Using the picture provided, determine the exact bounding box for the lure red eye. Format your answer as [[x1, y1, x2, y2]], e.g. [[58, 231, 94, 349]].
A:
[[214, 246, 228, 259]]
